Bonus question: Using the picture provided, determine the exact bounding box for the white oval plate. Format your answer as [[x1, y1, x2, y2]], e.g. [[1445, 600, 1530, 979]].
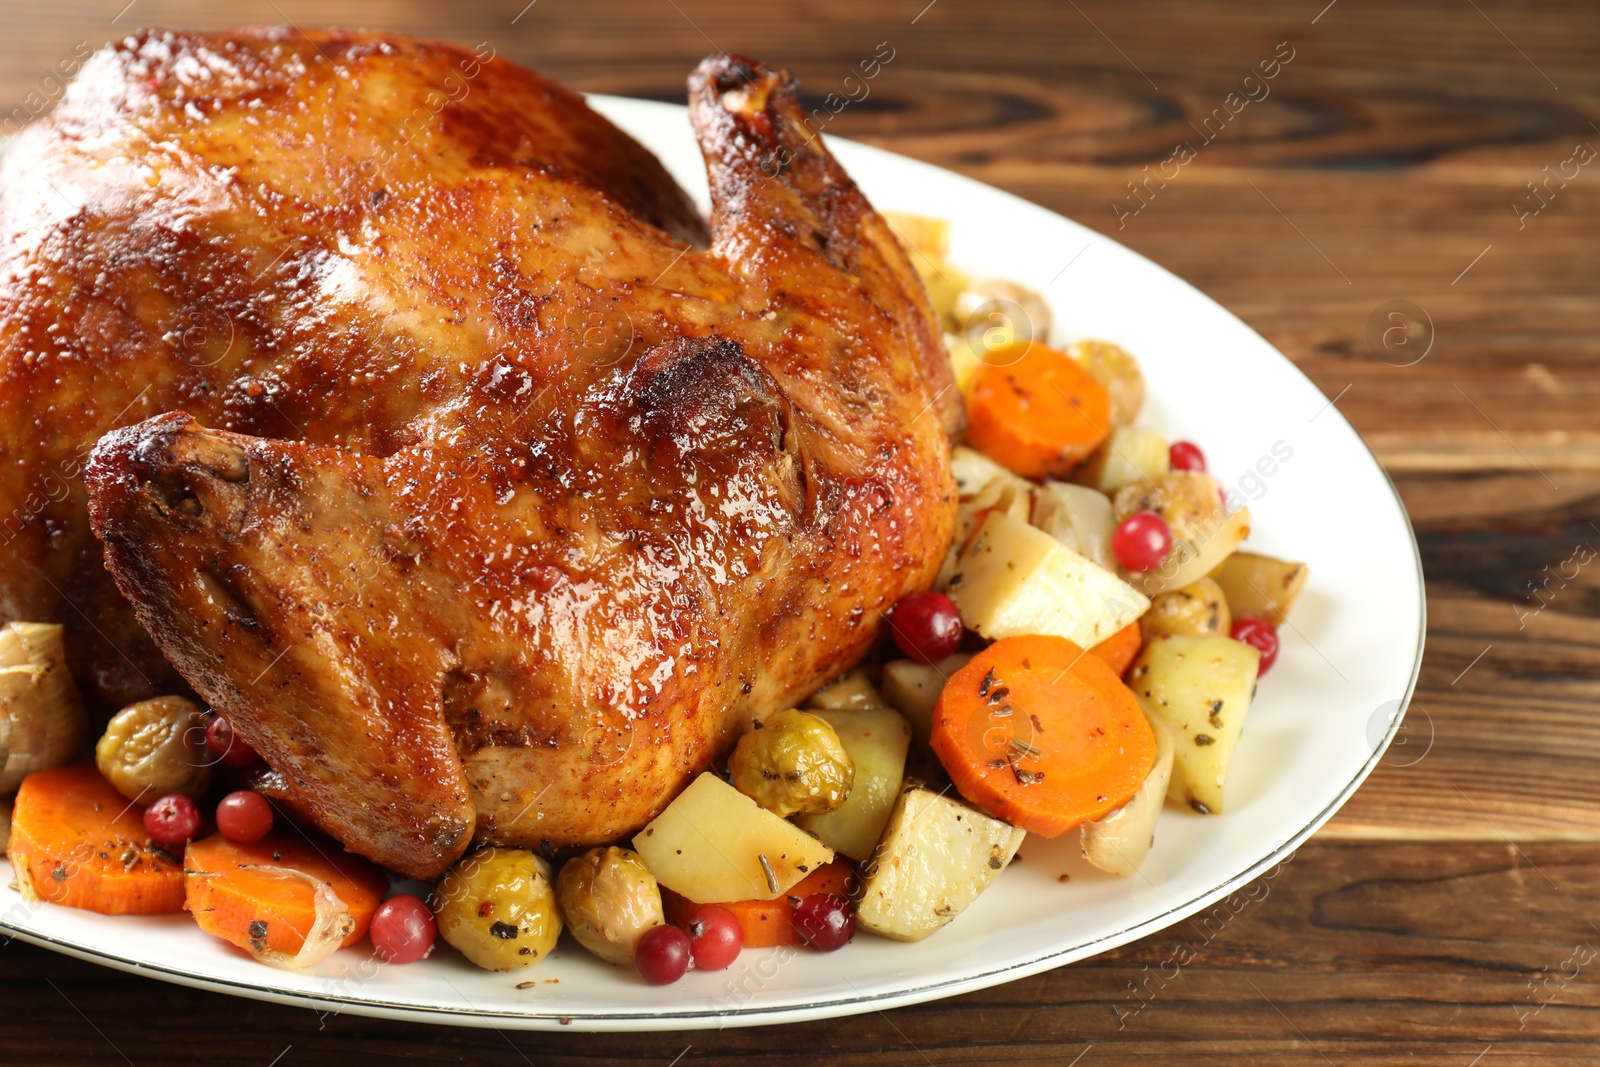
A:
[[0, 95, 1424, 1031]]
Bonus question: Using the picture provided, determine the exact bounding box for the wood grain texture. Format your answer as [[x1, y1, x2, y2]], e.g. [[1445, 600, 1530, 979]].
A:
[[5, 843, 1600, 1064], [1323, 470, 1600, 840], [0, 0, 1594, 1062]]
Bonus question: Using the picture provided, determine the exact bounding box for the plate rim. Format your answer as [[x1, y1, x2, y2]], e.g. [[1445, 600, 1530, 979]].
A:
[[0, 95, 1428, 1032]]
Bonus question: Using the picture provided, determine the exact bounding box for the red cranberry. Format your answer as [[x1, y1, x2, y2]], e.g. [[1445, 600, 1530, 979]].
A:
[[635, 924, 692, 984], [215, 790, 274, 843], [792, 893, 855, 952], [205, 714, 260, 768], [370, 895, 436, 964], [1168, 441, 1207, 472], [1112, 512, 1173, 572], [143, 794, 201, 851], [684, 904, 743, 971], [889, 591, 964, 663], [1231, 616, 1280, 674]]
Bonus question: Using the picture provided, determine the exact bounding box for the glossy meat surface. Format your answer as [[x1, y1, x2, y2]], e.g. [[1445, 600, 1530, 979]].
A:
[[0, 28, 706, 710], [41, 32, 956, 878]]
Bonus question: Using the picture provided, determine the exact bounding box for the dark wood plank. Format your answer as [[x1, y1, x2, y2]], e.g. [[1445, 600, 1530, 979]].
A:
[[1324, 468, 1600, 840], [4, 841, 1598, 1064]]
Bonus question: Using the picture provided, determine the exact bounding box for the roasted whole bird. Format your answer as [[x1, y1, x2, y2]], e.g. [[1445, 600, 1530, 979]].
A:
[[0, 29, 960, 879]]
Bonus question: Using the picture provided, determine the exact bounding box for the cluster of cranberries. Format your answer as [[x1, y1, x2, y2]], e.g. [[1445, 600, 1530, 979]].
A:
[[635, 893, 855, 985], [141, 713, 273, 852], [139, 712, 444, 964]]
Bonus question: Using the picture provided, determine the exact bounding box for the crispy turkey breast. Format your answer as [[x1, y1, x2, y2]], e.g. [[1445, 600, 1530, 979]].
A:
[[3, 29, 959, 878]]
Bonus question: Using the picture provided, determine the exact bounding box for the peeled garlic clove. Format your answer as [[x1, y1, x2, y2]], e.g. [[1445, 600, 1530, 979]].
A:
[[0, 622, 89, 796]]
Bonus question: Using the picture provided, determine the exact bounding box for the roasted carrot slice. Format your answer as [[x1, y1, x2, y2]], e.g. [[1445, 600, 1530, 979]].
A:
[[6, 762, 184, 915], [184, 832, 389, 959], [1089, 621, 1142, 677], [930, 634, 1156, 836], [662, 860, 856, 949], [965, 343, 1112, 479]]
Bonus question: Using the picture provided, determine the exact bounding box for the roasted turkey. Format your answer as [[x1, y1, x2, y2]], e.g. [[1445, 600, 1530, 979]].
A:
[[0, 29, 960, 879]]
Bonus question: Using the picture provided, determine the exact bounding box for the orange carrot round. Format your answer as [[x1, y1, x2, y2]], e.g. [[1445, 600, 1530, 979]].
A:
[[965, 343, 1112, 478], [184, 832, 389, 957], [930, 634, 1156, 837], [1089, 621, 1142, 677], [6, 762, 185, 915], [662, 860, 856, 949]]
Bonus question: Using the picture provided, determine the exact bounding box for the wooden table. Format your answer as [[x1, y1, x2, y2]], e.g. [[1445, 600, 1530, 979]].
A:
[[3, 1, 1596, 1062]]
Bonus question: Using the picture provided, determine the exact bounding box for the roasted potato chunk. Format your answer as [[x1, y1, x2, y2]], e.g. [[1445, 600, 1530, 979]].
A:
[[803, 668, 886, 711], [1141, 578, 1232, 640], [634, 772, 834, 903], [794, 708, 913, 863], [881, 654, 974, 746], [944, 509, 1148, 649], [1127, 635, 1260, 814], [856, 786, 1025, 942], [1073, 425, 1170, 493], [1211, 552, 1309, 626]]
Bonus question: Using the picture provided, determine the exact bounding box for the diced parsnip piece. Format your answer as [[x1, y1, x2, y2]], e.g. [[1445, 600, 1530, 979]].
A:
[[882, 211, 951, 260], [1032, 481, 1117, 572], [921, 262, 971, 330], [1080, 713, 1175, 876], [1126, 636, 1260, 814], [794, 708, 912, 862], [938, 470, 1036, 588], [883, 210, 963, 325], [856, 787, 1025, 942], [1140, 578, 1232, 641], [945, 509, 1149, 649], [946, 334, 981, 394], [634, 773, 834, 904], [950, 445, 1014, 500], [1210, 552, 1310, 626], [881, 654, 974, 746], [803, 667, 885, 711], [1073, 425, 1170, 493]]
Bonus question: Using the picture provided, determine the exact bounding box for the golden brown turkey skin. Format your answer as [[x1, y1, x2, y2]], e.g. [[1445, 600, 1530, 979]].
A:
[[73, 36, 958, 879], [0, 28, 706, 710]]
